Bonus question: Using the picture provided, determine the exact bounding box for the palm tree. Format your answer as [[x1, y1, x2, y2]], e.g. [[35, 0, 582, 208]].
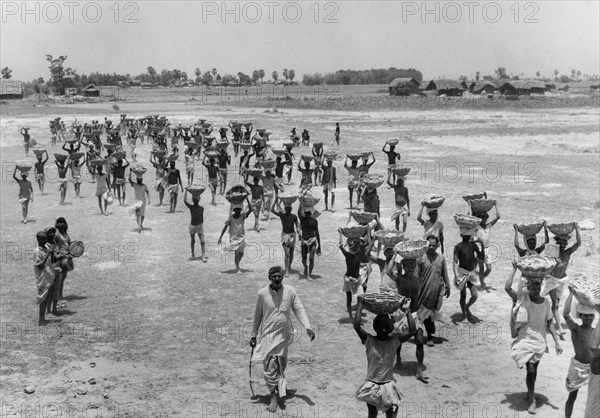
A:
[[272, 71, 279, 83], [258, 69, 265, 84], [283, 69, 289, 81], [1, 67, 12, 79]]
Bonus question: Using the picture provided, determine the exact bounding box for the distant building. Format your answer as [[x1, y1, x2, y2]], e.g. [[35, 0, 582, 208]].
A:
[[423, 79, 465, 96], [498, 80, 548, 95], [0, 79, 23, 99], [388, 77, 420, 96], [141, 82, 155, 89], [82, 84, 100, 97], [471, 81, 497, 95]]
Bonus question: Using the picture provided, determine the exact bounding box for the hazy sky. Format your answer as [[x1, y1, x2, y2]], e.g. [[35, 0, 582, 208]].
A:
[[1, 1, 598, 81]]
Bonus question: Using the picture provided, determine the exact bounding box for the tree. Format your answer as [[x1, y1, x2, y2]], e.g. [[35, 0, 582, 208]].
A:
[[46, 54, 69, 94], [258, 69, 265, 84], [577, 70, 581, 79], [251, 70, 260, 85], [288, 69, 295, 82], [458, 75, 468, 82], [237, 72, 251, 85], [1, 67, 12, 79], [212, 68, 218, 78], [475, 71, 480, 81], [536, 71, 541, 79], [282, 69, 289, 81], [272, 71, 279, 83], [554, 69, 559, 81], [201, 71, 213, 85], [195, 68, 202, 83], [494, 67, 509, 80], [221, 73, 236, 86]]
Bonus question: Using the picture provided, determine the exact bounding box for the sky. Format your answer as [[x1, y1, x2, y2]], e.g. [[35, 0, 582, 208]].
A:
[[1, 1, 599, 81]]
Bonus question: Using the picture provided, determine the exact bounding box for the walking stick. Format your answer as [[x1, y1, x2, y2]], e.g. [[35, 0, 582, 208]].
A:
[[249, 346, 255, 397]]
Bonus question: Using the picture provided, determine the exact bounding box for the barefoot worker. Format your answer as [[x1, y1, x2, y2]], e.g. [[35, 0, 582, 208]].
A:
[[128, 171, 150, 233], [388, 175, 410, 233], [13, 167, 33, 224], [354, 296, 415, 417], [472, 206, 500, 290], [321, 159, 337, 211], [513, 222, 549, 257], [563, 287, 596, 418], [218, 200, 253, 274], [453, 232, 484, 322], [271, 203, 299, 277], [94, 164, 112, 215], [415, 235, 450, 346], [249, 266, 315, 414], [33, 230, 55, 326], [34, 151, 48, 194], [299, 207, 321, 280], [417, 205, 444, 254], [184, 190, 206, 261], [505, 264, 562, 415], [584, 304, 600, 418], [165, 160, 184, 213]]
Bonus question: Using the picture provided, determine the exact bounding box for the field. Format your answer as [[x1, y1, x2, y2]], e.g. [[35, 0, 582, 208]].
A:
[[1, 93, 599, 417]]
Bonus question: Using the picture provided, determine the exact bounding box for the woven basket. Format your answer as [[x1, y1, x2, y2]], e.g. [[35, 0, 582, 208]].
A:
[[347, 154, 362, 161], [361, 152, 371, 159], [423, 196, 445, 209], [104, 144, 117, 151], [90, 158, 106, 167], [54, 153, 68, 162], [246, 169, 263, 178], [16, 161, 33, 172], [283, 142, 294, 149], [462, 193, 486, 202], [340, 225, 368, 239], [324, 152, 338, 160], [272, 149, 286, 157], [374, 230, 405, 248], [33, 149, 46, 158], [70, 152, 84, 161], [279, 194, 298, 205], [386, 139, 399, 146], [571, 275, 600, 307], [225, 185, 249, 204], [184, 141, 197, 148], [547, 222, 576, 237], [299, 195, 320, 207], [243, 123, 252, 129], [363, 174, 385, 189], [186, 184, 207, 196], [151, 150, 166, 158], [240, 144, 252, 151], [216, 141, 229, 150], [69, 241, 85, 257], [260, 160, 276, 169], [351, 212, 378, 225], [113, 151, 126, 161], [257, 128, 267, 135], [454, 213, 482, 229], [301, 155, 314, 163], [395, 240, 429, 259], [65, 137, 79, 144], [130, 164, 147, 175], [358, 293, 406, 315], [205, 150, 220, 159], [166, 154, 179, 162], [313, 142, 323, 149], [516, 255, 557, 279], [517, 222, 544, 236], [392, 167, 411, 177], [470, 199, 495, 212]]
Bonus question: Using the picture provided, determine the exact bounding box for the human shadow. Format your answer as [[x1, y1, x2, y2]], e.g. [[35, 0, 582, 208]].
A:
[[450, 312, 467, 324], [220, 268, 252, 274], [63, 295, 87, 301], [250, 389, 315, 410], [501, 392, 559, 414]]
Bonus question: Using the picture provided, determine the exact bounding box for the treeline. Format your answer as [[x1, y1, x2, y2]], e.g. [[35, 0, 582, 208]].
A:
[[302, 67, 423, 86]]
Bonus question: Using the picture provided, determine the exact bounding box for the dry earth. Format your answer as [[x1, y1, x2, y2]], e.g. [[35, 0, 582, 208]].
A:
[[1, 101, 599, 417]]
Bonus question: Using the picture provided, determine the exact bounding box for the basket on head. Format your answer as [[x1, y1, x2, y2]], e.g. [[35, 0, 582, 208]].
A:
[[151, 150, 166, 159], [33, 149, 46, 158], [300, 155, 314, 163], [260, 160, 276, 170], [313, 142, 323, 149], [299, 195, 320, 207], [516, 255, 557, 279], [570, 275, 600, 307], [184, 141, 197, 148], [324, 152, 338, 161], [70, 152, 84, 161], [16, 161, 33, 172], [65, 137, 79, 144], [216, 141, 229, 150], [423, 196, 445, 209], [386, 139, 399, 146], [246, 168, 263, 178], [283, 142, 294, 149], [225, 185, 249, 204], [104, 144, 117, 152], [113, 151, 126, 161], [547, 222, 576, 237], [205, 150, 220, 159], [462, 193, 486, 203], [243, 123, 252, 129], [362, 174, 385, 189], [54, 153, 69, 162], [395, 239, 429, 259], [198, 119, 207, 125], [69, 241, 85, 257], [454, 213, 482, 229], [392, 167, 411, 177], [186, 184, 207, 196], [374, 229, 405, 248], [279, 194, 298, 206], [90, 158, 106, 167], [130, 164, 147, 175], [470, 199, 496, 213], [517, 222, 544, 236], [272, 149, 286, 157], [347, 154, 362, 161], [358, 293, 406, 315], [257, 128, 267, 135], [166, 154, 179, 162], [240, 144, 252, 152], [351, 211, 378, 225], [340, 225, 368, 239]]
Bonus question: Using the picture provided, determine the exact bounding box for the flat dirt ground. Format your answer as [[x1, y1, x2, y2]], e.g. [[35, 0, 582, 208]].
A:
[[1, 98, 599, 418]]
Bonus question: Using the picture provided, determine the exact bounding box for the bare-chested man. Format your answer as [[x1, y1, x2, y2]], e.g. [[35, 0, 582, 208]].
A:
[[388, 174, 410, 232], [299, 208, 321, 280], [272, 203, 299, 277], [453, 233, 484, 322], [165, 160, 184, 213], [339, 227, 374, 320]]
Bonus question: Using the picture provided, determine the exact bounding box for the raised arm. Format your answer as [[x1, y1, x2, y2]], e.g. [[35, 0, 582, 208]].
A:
[[12, 167, 19, 182], [504, 263, 519, 303], [568, 224, 582, 254], [217, 221, 229, 244], [562, 287, 578, 331], [416, 203, 425, 225], [353, 297, 368, 343], [489, 204, 500, 226]]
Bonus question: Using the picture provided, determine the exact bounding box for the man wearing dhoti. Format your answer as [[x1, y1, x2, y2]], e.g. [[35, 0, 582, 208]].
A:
[[250, 266, 315, 413]]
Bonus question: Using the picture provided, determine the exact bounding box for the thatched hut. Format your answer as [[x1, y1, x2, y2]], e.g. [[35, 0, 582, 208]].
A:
[[423, 79, 465, 96], [388, 78, 420, 96], [82, 84, 100, 97], [0, 79, 23, 99]]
